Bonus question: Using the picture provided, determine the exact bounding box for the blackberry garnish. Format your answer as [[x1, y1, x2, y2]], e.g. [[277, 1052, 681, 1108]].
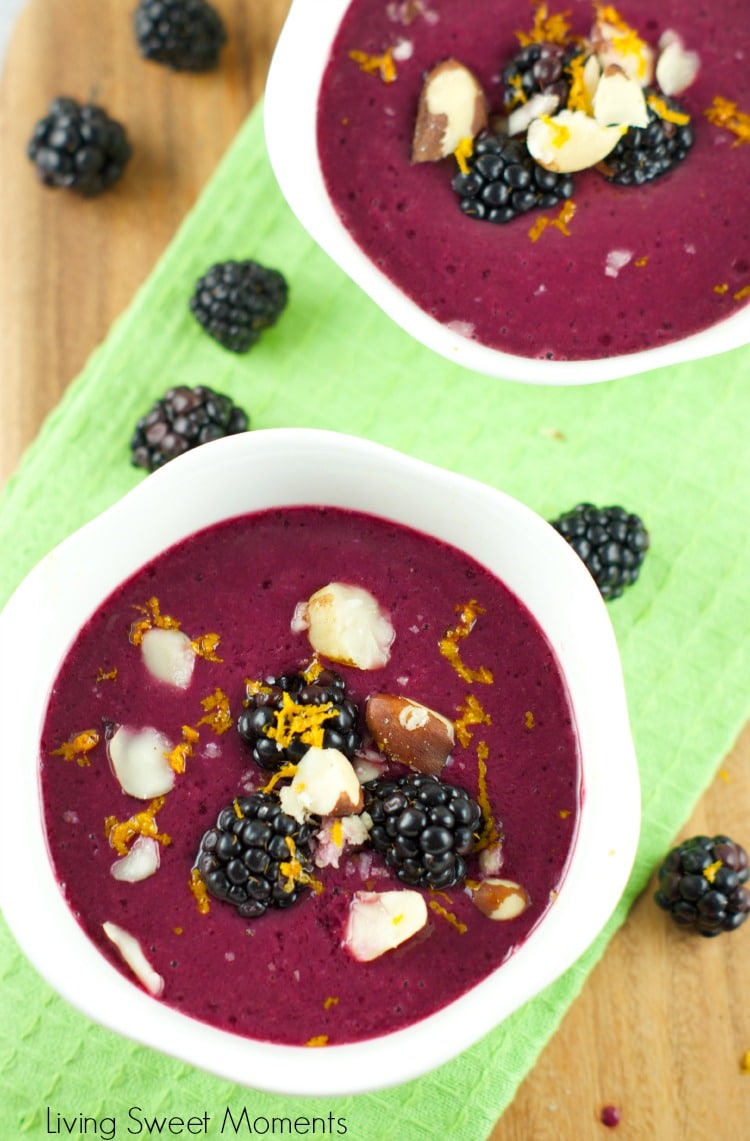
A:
[[549, 503, 649, 601], [189, 260, 289, 352], [133, 0, 227, 72], [237, 669, 362, 773], [500, 41, 579, 111], [654, 834, 750, 937], [195, 793, 315, 918], [452, 135, 574, 225], [26, 97, 132, 197], [363, 773, 484, 890], [599, 93, 694, 186], [130, 384, 249, 471]]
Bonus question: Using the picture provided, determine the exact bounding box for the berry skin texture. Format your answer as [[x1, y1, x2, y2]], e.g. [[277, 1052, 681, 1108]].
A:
[[27, 97, 132, 197], [363, 773, 484, 891], [237, 669, 361, 773], [195, 793, 315, 918], [452, 135, 574, 225], [133, 0, 227, 72], [189, 260, 289, 352], [654, 834, 750, 937], [130, 384, 249, 472], [549, 503, 649, 601]]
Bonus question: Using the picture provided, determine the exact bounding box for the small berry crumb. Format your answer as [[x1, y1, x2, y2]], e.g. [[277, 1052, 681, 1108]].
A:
[[600, 1104, 622, 1128]]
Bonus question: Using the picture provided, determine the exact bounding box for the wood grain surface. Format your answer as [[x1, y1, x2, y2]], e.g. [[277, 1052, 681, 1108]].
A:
[[1, 3, 749, 1138]]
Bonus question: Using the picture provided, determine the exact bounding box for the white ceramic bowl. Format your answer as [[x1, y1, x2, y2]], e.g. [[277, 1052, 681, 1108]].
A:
[[0, 429, 640, 1094], [264, 0, 750, 385]]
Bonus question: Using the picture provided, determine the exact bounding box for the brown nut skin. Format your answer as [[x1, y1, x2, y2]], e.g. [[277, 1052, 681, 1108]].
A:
[[365, 693, 454, 776], [471, 878, 530, 921], [411, 58, 488, 163]]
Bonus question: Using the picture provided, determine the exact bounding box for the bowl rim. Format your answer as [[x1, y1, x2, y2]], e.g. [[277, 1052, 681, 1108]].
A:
[[0, 428, 641, 1095], [264, 0, 750, 386]]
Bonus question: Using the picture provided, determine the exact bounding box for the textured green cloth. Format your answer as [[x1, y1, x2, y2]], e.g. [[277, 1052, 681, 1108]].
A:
[[2, 103, 750, 1140]]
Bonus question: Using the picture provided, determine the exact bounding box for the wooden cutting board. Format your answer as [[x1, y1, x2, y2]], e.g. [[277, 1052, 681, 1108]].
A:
[[1, 3, 749, 1138]]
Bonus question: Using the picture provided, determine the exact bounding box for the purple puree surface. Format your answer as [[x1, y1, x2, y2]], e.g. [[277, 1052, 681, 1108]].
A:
[[40, 507, 580, 1046], [317, 0, 750, 360]]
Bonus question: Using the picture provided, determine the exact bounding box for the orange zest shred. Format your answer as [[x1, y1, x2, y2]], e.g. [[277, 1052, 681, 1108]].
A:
[[453, 137, 474, 175], [428, 899, 468, 934], [647, 94, 690, 126], [516, 3, 572, 47], [704, 96, 750, 145], [528, 200, 576, 243], [475, 743, 500, 850], [129, 597, 181, 646], [196, 688, 233, 735], [349, 47, 397, 84], [191, 632, 223, 662], [703, 860, 723, 884], [167, 725, 200, 774], [96, 667, 117, 682], [594, 5, 650, 81], [634, 256, 648, 267], [566, 53, 593, 114], [438, 600, 494, 684], [454, 693, 492, 748], [105, 796, 171, 857], [279, 835, 324, 896], [559, 808, 572, 819], [323, 996, 339, 1010], [714, 283, 729, 294], [306, 1035, 329, 1047], [266, 689, 338, 750], [302, 658, 324, 684], [261, 762, 299, 794], [524, 710, 536, 730], [735, 285, 750, 301], [51, 729, 100, 767], [189, 868, 211, 914]]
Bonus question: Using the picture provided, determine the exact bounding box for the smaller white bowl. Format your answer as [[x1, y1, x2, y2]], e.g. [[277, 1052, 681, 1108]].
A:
[[264, 0, 750, 385], [0, 429, 640, 1094]]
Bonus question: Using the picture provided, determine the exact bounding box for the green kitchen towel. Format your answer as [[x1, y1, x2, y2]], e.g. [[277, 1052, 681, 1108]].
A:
[[2, 103, 750, 1141]]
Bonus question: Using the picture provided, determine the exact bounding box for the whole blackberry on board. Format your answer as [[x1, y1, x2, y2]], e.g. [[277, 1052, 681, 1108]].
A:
[[654, 834, 750, 937], [452, 135, 574, 225], [363, 773, 484, 890], [500, 41, 579, 111], [133, 0, 226, 72], [130, 384, 249, 471], [237, 669, 362, 772], [190, 260, 289, 352], [599, 93, 694, 186], [27, 97, 131, 196], [195, 793, 315, 918], [549, 503, 649, 601]]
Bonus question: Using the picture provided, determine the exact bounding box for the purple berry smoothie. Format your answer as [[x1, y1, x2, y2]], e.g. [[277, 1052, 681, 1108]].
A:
[[40, 506, 580, 1046], [316, 0, 750, 361]]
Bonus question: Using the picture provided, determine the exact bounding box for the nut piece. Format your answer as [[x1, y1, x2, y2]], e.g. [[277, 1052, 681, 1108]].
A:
[[279, 746, 364, 823], [110, 835, 161, 883], [655, 33, 700, 97], [107, 724, 176, 799], [102, 920, 165, 996], [527, 109, 625, 173], [411, 58, 488, 163], [365, 693, 454, 776], [293, 582, 395, 670], [591, 15, 654, 86], [592, 65, 648, 129], [471, 877, 530, 921], [141, 626, 195, 689], [343, 889, 428, 961]]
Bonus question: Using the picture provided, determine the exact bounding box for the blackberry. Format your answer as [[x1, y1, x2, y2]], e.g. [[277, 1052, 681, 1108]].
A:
[[237, 669, 362, 772], [600, 93, 694, 186], [500, 41, 578, 111], [130, 384, 249, 471], [654, 834, 750, 937], [133, 0, 226, 72], [549, 503, 649, 601], [189, 260, 289, 352], [452, 135, 574, 225], [195, 793, 315, 918], [26, 97, 131, 196], [363, 773, 484, 890]]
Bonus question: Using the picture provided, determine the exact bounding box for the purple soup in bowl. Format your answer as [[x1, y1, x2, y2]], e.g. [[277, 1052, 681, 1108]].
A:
[[0, 429, 639, 1094], [265, 0, 750, 383]]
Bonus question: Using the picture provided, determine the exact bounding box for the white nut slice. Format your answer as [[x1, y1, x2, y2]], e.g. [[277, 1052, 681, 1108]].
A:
[[102, 920, 164, 997], [506, 92, 559, 138], [593, 65, 648, 129], [107, 724, 175, 799], [411, 58, 488, 162], [279, 746, 364, 823], [343, 889, 428, 961], [294, 582, 395, 669], [527, 109, 625, 173], [655, 35, 700, 97], [141, 626, 195, 689], [592, 16, 654, 86], [110, 835, 161, 882], [471, 877, 530, 921]]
